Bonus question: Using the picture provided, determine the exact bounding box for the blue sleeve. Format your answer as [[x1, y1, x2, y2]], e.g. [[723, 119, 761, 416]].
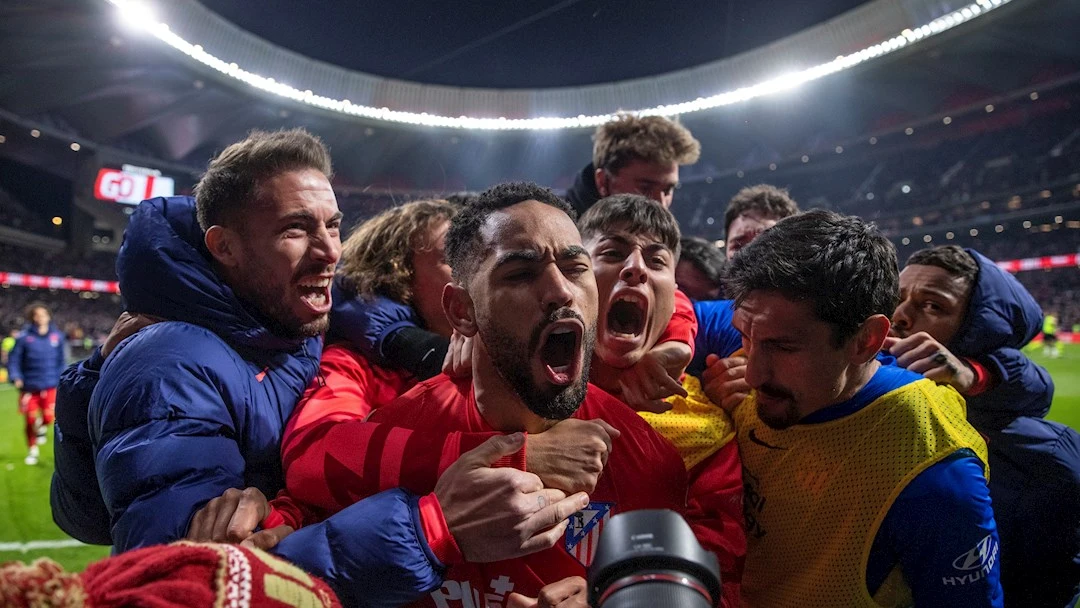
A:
[[967, 347, 1053, 424], [50, 348, 113, 545], [8, 335, 24, 383], [868, 451, 1003, 607], [274, 489, 444, 607], [89, 328, 248, 552], [327, 279, 420, 366], [688, 300, 742, 377]]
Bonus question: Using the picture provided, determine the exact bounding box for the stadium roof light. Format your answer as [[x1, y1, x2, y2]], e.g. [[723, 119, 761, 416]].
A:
[[115, 0, 157, 32], [102, 0, 1016, 130]]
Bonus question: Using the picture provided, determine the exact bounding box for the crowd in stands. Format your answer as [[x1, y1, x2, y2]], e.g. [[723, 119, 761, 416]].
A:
[[0, 243, 118, 282], [0, 187, 54, 236]]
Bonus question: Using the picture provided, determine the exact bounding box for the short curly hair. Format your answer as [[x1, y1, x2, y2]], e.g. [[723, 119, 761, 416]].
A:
[[723, 184, 800, 236], [338, 199, 457, 305], [593, 115, 701, 174], [446, 182, 574, 283]]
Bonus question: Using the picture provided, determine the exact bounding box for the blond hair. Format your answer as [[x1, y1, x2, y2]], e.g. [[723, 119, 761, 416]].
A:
[[593, 115, 701, 173], [339, 199, 457, 305]]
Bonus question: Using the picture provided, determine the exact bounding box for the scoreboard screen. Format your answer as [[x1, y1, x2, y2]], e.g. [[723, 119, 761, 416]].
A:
[[93, 164, 176, 205]]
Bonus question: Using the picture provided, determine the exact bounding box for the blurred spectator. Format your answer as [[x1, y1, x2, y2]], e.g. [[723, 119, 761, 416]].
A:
[[1, 287, 121, 358], [677, 236, 726, 300]]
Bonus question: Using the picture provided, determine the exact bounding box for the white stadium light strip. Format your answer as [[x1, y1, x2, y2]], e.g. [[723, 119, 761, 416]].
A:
[[108, 0, 1011, 130]]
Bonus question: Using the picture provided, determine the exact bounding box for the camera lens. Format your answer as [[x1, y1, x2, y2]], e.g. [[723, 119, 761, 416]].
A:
[[588, 510, 721, 608]]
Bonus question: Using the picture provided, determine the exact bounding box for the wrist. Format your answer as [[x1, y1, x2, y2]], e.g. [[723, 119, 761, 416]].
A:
[[419, 493, 463, 566], [961, 358, 992, 396]]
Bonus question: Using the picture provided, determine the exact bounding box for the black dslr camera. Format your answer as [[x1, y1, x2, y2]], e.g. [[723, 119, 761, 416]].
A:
[[587, 509, 721, 608]]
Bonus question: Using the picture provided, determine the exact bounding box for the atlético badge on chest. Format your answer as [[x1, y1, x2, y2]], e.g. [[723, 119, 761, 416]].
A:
[[564, 502, 614, 567]]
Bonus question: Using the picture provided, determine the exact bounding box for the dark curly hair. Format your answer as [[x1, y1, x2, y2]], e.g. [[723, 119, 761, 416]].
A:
[[445, 182, 575, 282]]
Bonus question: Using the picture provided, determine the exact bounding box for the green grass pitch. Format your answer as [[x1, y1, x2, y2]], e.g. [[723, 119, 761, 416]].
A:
[[0, 348, 1077, 574]]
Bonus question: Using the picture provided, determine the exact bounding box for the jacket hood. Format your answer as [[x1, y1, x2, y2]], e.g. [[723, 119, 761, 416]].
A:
[[117, 196, 311, 352], [949, 248, 1043, 357]]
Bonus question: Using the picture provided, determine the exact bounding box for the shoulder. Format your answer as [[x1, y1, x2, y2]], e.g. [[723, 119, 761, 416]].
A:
[[693, 299, 735, 322], [94, 322, 251, 422], [372, 374, 465, 423], [582, 385, 681, 449], [106, 322, 240, 374], [320, 343, 375, 375], [902, 452, 989, 509]]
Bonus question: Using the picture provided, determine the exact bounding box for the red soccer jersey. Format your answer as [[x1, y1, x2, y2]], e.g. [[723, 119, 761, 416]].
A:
[[659, 289, 697, 354], [368, 375, 689, 607]]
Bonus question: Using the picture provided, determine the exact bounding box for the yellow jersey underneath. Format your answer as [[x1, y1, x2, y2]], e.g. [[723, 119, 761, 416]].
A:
[[734, 378, 988, 608], [640, 375, 736, 470]]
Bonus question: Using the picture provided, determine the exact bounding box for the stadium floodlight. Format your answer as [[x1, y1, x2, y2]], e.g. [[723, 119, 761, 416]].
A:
[[102, 0, 1015, 130], [115, 0, 156, 33]]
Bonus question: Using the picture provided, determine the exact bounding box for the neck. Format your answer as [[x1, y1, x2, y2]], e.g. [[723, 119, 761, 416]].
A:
[[588, 356, 622, 395], [818, 358, 881, 415], [471, 338, 558, 434], [35, 324, 48, 334]]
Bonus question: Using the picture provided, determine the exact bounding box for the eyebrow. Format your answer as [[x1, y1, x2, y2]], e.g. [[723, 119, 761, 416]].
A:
[[279, 210, 344, 225], [635, 178, 678, 188], [601, 234, 671, 253], [733, 321, 803, 345], [494, 246, 589, 269], [906, 285, 959, 300]]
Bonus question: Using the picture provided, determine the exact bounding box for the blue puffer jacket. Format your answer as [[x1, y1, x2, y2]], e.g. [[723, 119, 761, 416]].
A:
[[950, 249, 1053, 428], [951, 248, 1080, 608], [53, 196, 444, 606], [8, 323, 65, 392]]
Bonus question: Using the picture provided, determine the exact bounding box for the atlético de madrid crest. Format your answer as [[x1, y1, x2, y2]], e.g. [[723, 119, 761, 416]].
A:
[[564, 502, 614, 567]]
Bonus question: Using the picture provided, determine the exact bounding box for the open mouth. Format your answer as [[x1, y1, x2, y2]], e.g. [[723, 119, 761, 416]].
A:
[[537, 320, 583, 386], [297, 276, 332, 313], [606, 292, 647, 338]]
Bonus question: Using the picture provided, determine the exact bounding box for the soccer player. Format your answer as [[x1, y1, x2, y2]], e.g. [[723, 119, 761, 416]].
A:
[[0, 328, 16, 383], [1042, 311, 1062, 358], [578, 194, 745, 600], [367, 183, 690, 606], [565, 114, 701, 213], [889, 245, 1080, 607], [723, 210, 1001, 607], [8, 303, 65, 465]]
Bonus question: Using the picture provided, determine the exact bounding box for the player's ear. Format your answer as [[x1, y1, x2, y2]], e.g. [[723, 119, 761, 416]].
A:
[[204, 225, 241, 268], [442, 282, 478, 337], [850, 314, 891, 363], [594, 167, 610, 198]]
